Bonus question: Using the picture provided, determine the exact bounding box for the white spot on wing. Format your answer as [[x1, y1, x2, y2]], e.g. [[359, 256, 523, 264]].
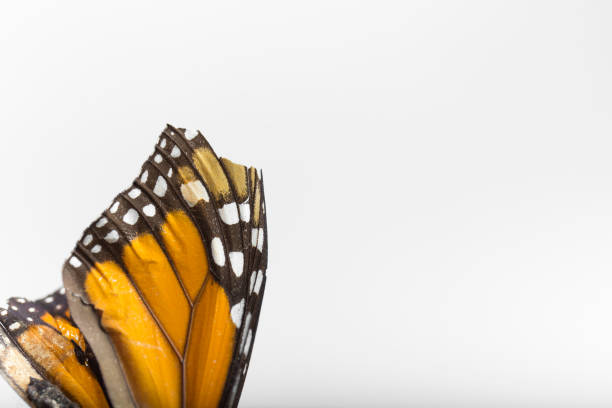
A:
[[239, 202, 250, 222], [110, 202, 120, 214], [229, 252, 244, 277], [0, 310, 7, 316], [231, 299, 245, 328], [15, 299, 25, 304], [160, 138, 167, 148], [44, 297, 54, 304], [257, 228, 264, 251], [83, 234, 93, 246], [154, 176, 167, 197], [28, 307, 35, 313], [185, 129, 198, 140], [143, 204, 156, 217], [105, 230, 120, 243], [128, 188, 141, 199], [211, 237, 225, 266], [181, 181, 209, 207], [123, 209, 139, 225], [8, 322, 20, 331], [96, 217, 108, 228], [141, 170, 149, 183], [92, 245, 102, 254], [219, 203, 239, 225], [170, 146, 181, 158], [69, 257, 82, 268], [154, 154, 163, 164]]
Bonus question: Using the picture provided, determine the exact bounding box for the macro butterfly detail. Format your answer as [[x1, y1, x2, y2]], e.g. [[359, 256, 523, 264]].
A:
[[0, 125, 268, 408]]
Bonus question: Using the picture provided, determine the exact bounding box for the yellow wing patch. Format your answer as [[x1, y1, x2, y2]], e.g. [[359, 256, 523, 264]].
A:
[[161, 211, 210, 301], [123, 233, 191, 353]]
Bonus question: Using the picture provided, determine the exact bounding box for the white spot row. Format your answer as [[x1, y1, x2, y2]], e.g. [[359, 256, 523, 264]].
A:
[[219, 202, 250, 225]]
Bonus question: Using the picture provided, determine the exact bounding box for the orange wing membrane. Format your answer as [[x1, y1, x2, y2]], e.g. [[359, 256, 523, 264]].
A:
[[62, 125, 268, 408]]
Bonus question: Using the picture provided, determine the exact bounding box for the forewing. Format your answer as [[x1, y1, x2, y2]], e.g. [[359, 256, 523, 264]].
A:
[[63, 125, 268, 408]]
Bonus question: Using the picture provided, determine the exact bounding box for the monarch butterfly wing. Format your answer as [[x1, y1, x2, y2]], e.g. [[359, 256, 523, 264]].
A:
[[0, 289, 109, 408], [63, 125, 268, 408]]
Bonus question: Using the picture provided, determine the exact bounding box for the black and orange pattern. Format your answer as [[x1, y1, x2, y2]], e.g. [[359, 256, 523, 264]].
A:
[[0, 125, 268, 408]]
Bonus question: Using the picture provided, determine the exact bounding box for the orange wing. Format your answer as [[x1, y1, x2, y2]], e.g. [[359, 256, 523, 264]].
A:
[[63, 125, 268, 408]]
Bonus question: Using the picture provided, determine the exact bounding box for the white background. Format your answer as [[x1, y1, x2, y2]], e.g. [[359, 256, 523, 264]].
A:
[[0, 1, 611, 407]]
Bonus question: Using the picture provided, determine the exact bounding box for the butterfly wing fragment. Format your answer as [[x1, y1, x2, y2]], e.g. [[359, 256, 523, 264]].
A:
[[0, 289, 109, 408]]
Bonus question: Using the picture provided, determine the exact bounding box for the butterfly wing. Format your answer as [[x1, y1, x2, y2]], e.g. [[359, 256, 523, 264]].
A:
[[0, 289, 109, 408], [63, 125, 268, 408]]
